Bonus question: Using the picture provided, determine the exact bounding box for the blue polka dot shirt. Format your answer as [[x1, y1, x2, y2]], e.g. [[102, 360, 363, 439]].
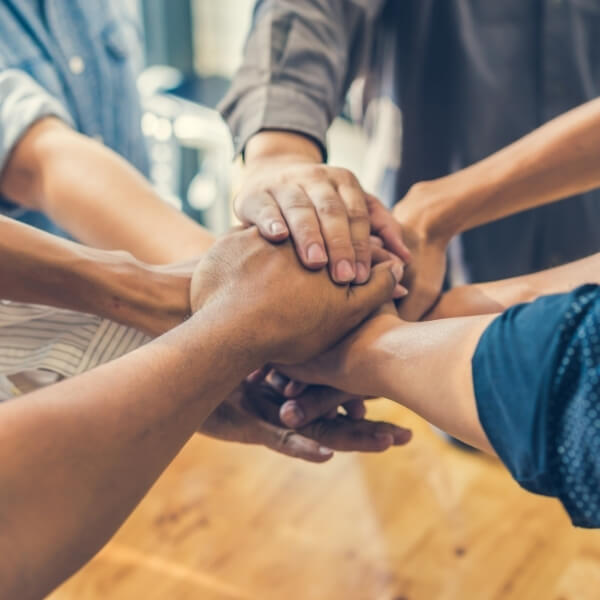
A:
[[473, 285, 600, 528]]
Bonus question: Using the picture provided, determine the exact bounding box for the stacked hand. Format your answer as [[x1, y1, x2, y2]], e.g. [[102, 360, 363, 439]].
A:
[[190, 226, 406, 365], [200, 381, 412, 463], [235, 148, 411, 284]]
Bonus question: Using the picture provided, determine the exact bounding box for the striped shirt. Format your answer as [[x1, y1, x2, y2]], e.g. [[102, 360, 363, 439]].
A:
[[0, 301, 149, 400]]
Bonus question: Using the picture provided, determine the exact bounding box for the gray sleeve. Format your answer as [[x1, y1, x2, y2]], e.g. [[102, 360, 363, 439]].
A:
[[0, 69, 74, 175], [218, 0, 386, 158]]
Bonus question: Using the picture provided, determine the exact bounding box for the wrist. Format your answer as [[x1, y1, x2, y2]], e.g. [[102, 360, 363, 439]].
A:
[[245, 130, 323, 166], [340, 314, 403, 397], [78, 253, 191, 336], [396, 170, 497, 244]]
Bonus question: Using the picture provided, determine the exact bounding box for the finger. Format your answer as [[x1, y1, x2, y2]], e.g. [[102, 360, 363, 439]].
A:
[[370, 234, 384, 248], [299, 415, 412, 452], [252, 420, 334, 463], [367, 194, 412, 262], [283, 380, 308, 398], [371, 245, 402, 267], [234, 190, 289, 242], [275, 186, 328, 269], [265, 369, 290, 394], [368, 252, 407, 298], [343, 398, 366, 420], [279, 387, 353, 428], [305, 182, 356, 283], [337, 183, 371, 284], [346, 261, 405, 327], [246, 366, 269, 384]]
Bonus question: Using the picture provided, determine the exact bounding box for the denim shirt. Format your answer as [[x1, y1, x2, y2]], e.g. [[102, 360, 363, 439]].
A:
[[0, 0, 149, 234]]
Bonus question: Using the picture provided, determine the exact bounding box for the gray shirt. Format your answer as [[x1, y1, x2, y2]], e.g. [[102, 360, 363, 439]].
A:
[[220, 0, 600, 282]]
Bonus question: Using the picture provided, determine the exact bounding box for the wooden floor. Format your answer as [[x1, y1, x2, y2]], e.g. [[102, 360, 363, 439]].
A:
[[49, 400, 600, 600]]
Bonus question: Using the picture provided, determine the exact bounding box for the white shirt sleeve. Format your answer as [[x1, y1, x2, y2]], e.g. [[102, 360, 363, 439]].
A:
[[0, 301, 150, 400]]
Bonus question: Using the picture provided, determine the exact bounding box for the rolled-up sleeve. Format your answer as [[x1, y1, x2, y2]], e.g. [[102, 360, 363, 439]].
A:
[[473, 285, 600, 528], [0, 69, 74, 176], [218, 0, 385, 157]]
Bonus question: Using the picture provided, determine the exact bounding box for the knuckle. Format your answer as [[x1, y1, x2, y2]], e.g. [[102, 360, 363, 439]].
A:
[[333, 167, 359, 187], [326, 235, 353, 252], [316, 196, 346, 219], [346, 205, 369, 224], [277, 429, 295, 449], [310, 165, 330, 179], [289, 218, 319, 240], [279, 191, 312, 211], [351, 236, 371, 256]]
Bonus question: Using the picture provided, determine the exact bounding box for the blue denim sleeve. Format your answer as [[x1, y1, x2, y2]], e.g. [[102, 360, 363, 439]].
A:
[[472, 284, 600, 528]]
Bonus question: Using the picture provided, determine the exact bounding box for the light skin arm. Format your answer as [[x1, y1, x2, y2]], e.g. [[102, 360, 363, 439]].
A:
[[279, 250, 600, 429], [238, 131, 411, 283], [427, 252, 600, 320], [395, 96, 600, 320], [279, 311, 497, 452], [397, 96, 600, 242], [0, 117, 214, 263]]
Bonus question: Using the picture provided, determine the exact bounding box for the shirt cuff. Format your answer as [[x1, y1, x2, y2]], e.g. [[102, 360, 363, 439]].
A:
[[218, 83, 329, 160], [0, 69, 74, 176]]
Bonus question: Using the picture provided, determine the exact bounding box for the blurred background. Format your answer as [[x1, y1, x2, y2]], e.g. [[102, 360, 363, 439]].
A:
[[131, 0, 367, 234]]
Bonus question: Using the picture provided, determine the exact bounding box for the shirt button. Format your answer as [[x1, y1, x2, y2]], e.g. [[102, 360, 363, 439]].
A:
[[69, 56, 85, 75]]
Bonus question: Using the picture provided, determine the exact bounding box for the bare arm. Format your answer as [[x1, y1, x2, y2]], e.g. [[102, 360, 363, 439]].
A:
[[0, 227, 400, 599], [0, 117, 214, 263], [395, 97, 600, 320], [0, 306, 256, 600], [0, 215, 190, 336], [427, 252, 600, 320], [397, 97, 600, 241], [280, 312, 496, 452]]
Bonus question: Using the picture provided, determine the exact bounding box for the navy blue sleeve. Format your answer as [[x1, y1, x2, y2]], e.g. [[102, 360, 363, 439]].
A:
[[472, 284, 600, 528]]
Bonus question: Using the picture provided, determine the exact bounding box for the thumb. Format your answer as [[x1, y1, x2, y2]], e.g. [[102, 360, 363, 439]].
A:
[[345, 261, 404, 327]]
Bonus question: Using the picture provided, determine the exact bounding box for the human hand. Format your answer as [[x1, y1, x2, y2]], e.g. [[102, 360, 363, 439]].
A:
[[275, 309, 401, 399], [189, 227, 405, 365], [236, 132, 411, 284], [199, 381, 412, 462], [392, 182, 449, 321]]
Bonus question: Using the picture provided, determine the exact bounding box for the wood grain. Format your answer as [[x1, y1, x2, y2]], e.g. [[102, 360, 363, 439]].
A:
[[48, 400, 600, 600]]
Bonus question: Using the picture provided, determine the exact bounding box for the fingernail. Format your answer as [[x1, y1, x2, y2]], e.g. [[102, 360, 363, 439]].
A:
[[335, 259, 355, 282], [374, 433, 394, 448], [306, 243, 327, 264], [319, 446, 334, 456], [393, 285, 409, 299], [269, 221, 286, 236], [391, 263, 404, 284], [284, 381, 305, 397], [281, 401, 305, 428], [355, 262, 369, 283], [268, 371, 289, 392]]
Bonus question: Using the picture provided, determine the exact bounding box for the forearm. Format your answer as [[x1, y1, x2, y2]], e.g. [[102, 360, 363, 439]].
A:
[[1, 118, 214, 263], [412, 97, 600, 241], [356, 315, 496, 451], [428, 252, 600, 319], [0, 216, 190, 335], [0, 310, 257, 600]]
